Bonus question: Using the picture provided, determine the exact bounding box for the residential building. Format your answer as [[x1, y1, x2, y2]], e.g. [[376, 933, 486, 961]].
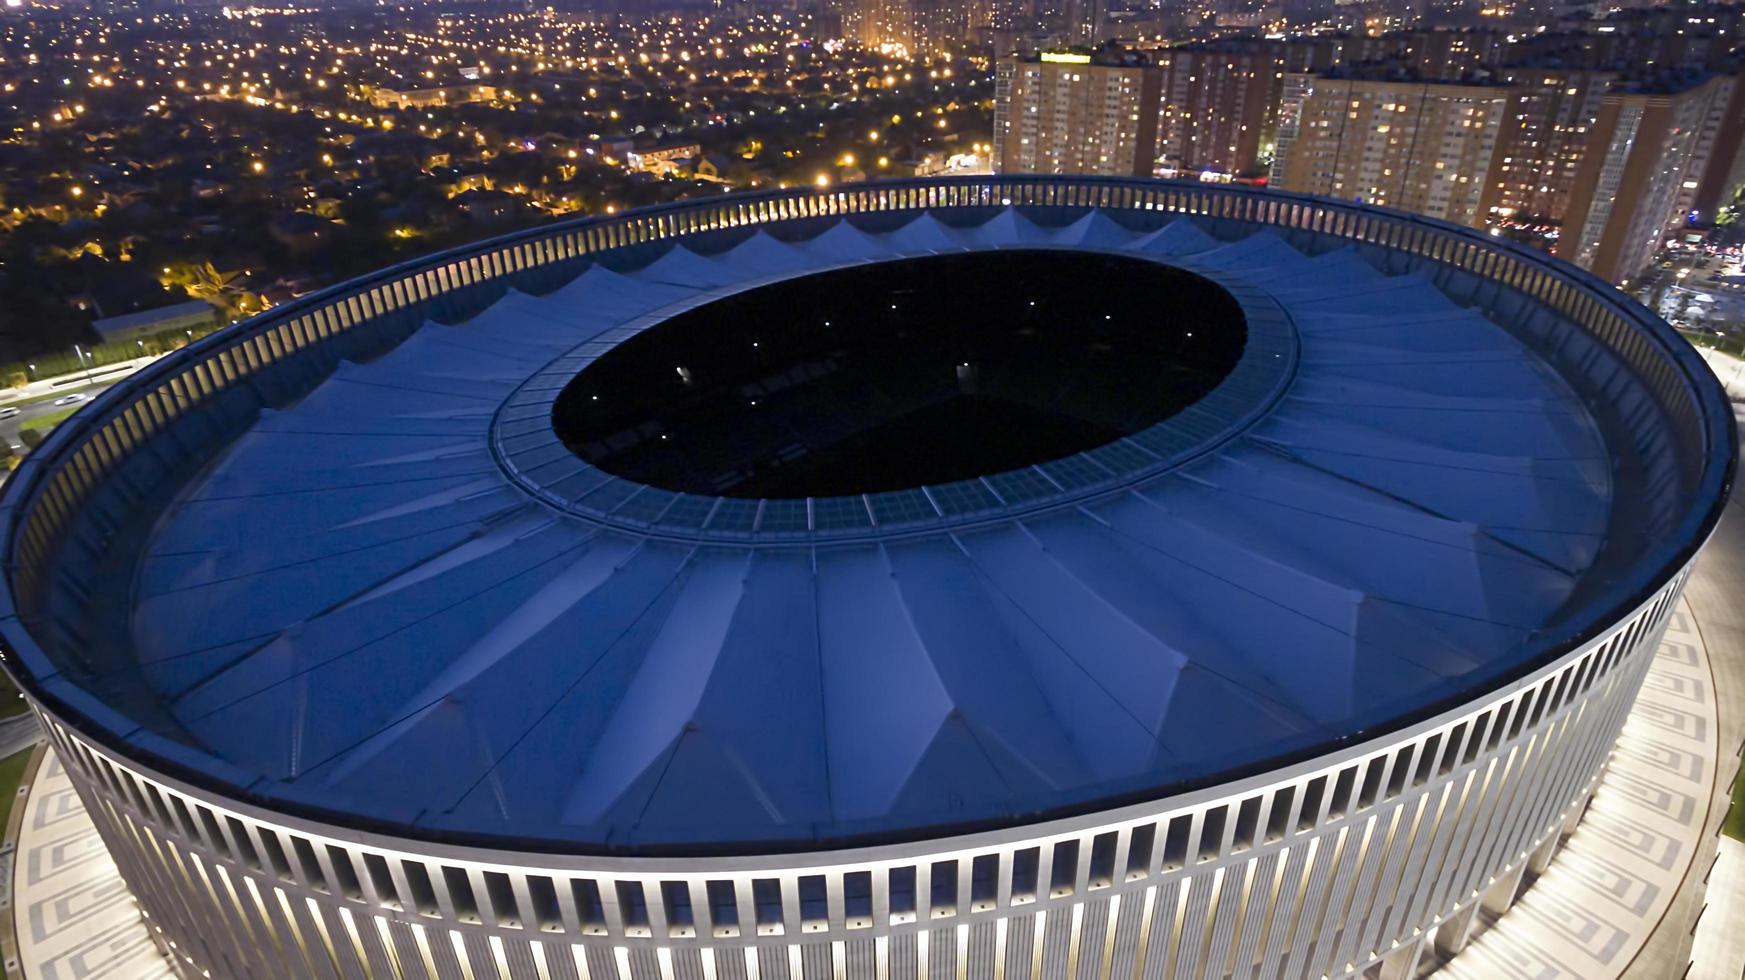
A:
[[91, 299, 218, 345], [1065, 0, 1100, 44], [993, 51, 1162, 176], [1270, 70, 1509, 226], [1153, 41, 1283, 178], [1558, 73, 1729, 283], [365, 84, 499, 110], [837, 0, 973, 55], [1681, 72, 1745, 223], [1478, 66, 1615, 224]]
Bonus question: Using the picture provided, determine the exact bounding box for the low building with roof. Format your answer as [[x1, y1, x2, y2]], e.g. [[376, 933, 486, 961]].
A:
[[90, 298, 218, 345]]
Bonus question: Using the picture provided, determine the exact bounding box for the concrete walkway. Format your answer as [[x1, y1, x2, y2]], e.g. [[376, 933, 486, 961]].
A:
[[0, 716, 41, 764], [1695, 346, 1745, 400], [12, 753, 173, 980], [1438, 600, 1719, 980], [1663, 428, 1745, 980]]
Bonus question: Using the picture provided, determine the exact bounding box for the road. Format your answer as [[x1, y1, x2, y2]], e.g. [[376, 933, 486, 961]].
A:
[[0, 353, 163, 451], [0, 381, 118, 450]]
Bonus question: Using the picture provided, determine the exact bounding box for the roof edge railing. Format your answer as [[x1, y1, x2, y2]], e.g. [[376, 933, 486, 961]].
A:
[[0, 176, 1731, 835]]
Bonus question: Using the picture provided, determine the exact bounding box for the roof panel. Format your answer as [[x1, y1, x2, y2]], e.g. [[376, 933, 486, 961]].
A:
[[84, 202, 1636, 847]]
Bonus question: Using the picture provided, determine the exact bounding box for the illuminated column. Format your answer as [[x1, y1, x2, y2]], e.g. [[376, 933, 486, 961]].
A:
[[1527, 832, 1559, 877], [1480, 863, 1526, 917], [1378, 936, 1425, 980], [1434, 903, 1480, 958]]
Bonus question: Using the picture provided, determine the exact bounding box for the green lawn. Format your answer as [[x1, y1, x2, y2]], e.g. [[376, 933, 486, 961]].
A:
[[0, 744, 28, 980], [1726, 757, 1745, 842], [17, 406, 82, 436], [0, 746, 28, 838], [0, 674, 25, 720]]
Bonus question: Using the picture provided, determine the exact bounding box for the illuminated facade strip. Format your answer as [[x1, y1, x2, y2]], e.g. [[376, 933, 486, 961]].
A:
[[30, 561, 1686, 980]]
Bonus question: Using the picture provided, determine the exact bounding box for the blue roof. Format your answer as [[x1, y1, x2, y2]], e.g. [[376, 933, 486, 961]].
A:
[[122, 207, 1612, 848]]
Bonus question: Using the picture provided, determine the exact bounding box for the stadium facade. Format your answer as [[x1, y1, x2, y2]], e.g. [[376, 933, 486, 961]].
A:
[[0, 177, 1731, 980]]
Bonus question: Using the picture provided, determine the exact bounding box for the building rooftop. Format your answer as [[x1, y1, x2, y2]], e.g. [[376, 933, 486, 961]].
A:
[[1312, 62, 1512, 86], [50, 204, 1636, 851], [1022, 46, 1153, 67], [90, 298, 215, 339], [1607, 67, 1722, 96]]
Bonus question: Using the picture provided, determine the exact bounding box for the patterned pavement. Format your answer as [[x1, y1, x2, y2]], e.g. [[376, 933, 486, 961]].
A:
[[1438, 601, 1718, 980], [1, 602, 1723, 980], [12, 753, 173, 980]]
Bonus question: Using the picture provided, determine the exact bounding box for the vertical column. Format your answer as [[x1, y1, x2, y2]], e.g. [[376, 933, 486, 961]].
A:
[[1479, 864, 1525, 918], [1377, 935, 1425, 980], [1432, 903, 1479, 958], [1527, 833, 1560, 877]]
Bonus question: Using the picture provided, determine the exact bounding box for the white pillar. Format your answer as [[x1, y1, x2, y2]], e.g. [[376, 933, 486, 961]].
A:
[[1480, 864, 1526, 918], [1561, 790, 1593, 838], [1434, 903, 1481, 958], [1527, 833, 1559, 876], [1378, 935, 1426, 980]]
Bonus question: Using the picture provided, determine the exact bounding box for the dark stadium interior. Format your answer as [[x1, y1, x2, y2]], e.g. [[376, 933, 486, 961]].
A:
[[551, 249, 1248, 497]]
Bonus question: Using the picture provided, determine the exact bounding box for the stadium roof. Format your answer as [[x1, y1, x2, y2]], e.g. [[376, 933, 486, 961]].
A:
[[119, 207, 1615, 849]]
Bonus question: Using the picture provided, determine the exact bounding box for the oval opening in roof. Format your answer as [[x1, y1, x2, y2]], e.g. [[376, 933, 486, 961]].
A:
[[551, 249, 1247, 498]]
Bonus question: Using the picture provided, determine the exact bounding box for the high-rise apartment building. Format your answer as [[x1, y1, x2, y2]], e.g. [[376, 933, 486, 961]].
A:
[[1478, 66, 1615, 223], [1558, 74, 1729, 283], [986, 24, 1745, 284], [1065, 0, 1100, 44], [909, 0, 969, 55], [1153, 41, 1284, 178], [1515, 8, 1745, 74], [1271, 30, 1498, 79], [1681, 73, 1745, 222], [1394, 29, 1510, 79], [833, 0, 945, 54], [992, 51, 1162, 176], [1270, 72, 1508, 226]]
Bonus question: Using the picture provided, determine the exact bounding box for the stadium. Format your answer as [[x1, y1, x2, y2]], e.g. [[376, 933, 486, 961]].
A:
[[0, 176, 1731, 980]]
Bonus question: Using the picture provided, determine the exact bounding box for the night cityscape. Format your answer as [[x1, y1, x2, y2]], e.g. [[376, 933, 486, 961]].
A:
[[0, 0, 1740, 977]]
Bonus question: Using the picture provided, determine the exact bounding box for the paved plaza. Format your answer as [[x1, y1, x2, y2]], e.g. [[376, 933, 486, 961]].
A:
[[11, 753, 174, 980], [1442, 602, 1721, 980]]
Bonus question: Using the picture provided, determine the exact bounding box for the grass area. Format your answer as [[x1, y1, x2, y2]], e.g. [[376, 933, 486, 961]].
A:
[[0, 674, 26, 721], [0, 745, 28, 980], [0, 745, 28, 839], [1726, 756, 1745, 842], [18, 406, 82, 435]]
